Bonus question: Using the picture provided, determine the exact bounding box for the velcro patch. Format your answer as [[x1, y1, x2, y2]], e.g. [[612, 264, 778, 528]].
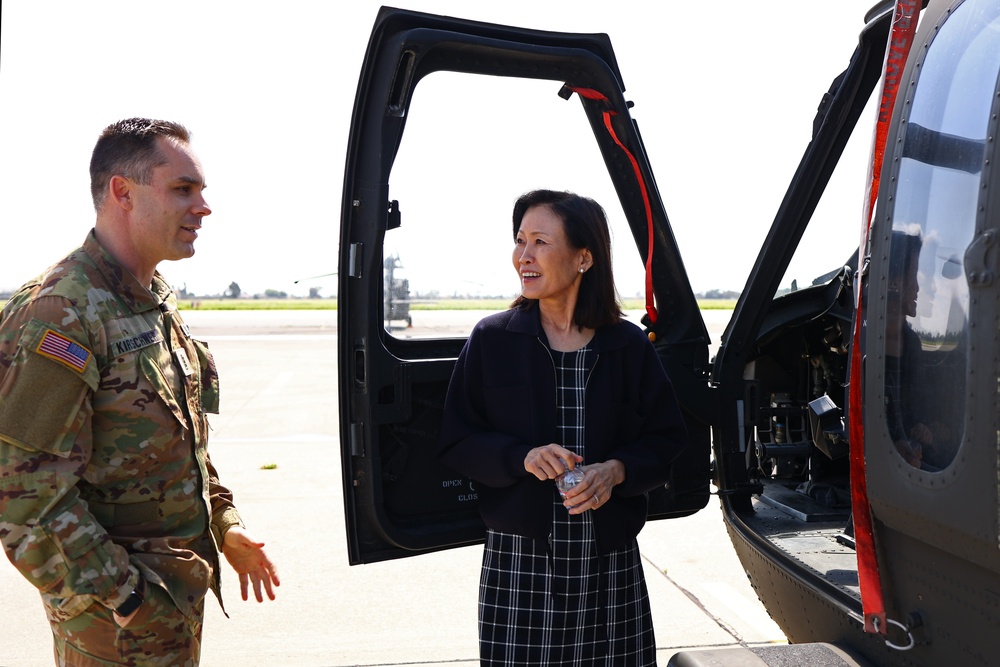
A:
[[35, 330, 91, 373], [111, 329, 163, 356]]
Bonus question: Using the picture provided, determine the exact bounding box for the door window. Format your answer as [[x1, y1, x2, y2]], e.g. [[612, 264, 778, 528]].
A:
[[882, 0, 1000, 471], [381, 72, 648, 339], [776, 91, 878, 296]]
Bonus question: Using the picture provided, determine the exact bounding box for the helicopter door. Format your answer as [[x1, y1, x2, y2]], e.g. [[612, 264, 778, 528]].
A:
[[863, 0, 1000, 619], [338, 7, 713, 565]]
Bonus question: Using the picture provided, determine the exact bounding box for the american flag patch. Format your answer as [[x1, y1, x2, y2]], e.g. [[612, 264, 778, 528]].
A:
[[36, 330, 91, 373]]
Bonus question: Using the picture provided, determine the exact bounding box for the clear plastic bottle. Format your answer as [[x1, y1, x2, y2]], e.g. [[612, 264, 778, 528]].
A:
[[555, 467, 585, 497]]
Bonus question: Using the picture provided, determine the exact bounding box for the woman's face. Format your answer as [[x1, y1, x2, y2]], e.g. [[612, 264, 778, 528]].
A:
[[901, 259, 919, 318], [512, 205, 591, 305], [889, 258, 920, 320]]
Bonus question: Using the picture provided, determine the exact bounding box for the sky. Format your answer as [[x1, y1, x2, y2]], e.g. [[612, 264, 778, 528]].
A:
[[1, 0, 883, 298]]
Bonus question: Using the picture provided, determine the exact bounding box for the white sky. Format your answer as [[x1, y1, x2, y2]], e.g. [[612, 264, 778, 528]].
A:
[[1, 0, 881, 298]]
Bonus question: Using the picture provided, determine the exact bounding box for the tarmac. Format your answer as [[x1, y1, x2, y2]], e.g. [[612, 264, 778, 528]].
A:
[[0, 308, 787, 666]]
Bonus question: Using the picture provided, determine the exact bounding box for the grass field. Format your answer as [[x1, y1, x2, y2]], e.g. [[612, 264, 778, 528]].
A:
[[174, 298, 737, 311], [0, 297, 738, 312]]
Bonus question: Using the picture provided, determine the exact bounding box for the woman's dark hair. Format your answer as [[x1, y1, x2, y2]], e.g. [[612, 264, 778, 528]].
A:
[[889, 228, 923, 293], [510, 189, 622, 329]]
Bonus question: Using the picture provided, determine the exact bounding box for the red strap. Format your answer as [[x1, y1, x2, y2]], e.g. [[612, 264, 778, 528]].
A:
[[568, 87, 658, 324], [850, 0, 920, 635]]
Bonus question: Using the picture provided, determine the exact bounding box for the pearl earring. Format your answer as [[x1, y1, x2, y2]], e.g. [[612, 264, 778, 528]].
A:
[[579, 267, 585, 273]]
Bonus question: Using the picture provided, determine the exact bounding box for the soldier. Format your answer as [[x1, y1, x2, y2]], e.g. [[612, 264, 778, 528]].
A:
[[0, 118, 279, 666]]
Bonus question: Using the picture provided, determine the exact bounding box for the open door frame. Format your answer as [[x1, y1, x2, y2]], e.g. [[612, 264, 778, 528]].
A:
[[338, 6, 713, 565]]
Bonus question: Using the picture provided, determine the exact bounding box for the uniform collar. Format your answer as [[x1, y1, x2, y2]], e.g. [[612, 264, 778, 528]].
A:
[[83, 229, 173, 314]]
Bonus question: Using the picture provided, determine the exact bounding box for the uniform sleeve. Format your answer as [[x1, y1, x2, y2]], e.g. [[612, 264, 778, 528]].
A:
[[0, 297, 135, 609], [189, 333, 243, 547], [206, 453, 244, 549], [438, 326, 535, 488]]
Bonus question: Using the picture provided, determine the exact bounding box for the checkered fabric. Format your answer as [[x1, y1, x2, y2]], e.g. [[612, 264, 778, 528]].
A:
[[478, 347, 656, 665]]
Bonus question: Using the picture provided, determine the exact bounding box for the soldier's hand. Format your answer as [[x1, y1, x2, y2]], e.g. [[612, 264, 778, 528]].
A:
[[222, 526, 280, 602]]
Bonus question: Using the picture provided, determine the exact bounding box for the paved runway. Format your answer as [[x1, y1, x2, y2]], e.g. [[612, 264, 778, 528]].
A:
[[0, 308, 785, 666]]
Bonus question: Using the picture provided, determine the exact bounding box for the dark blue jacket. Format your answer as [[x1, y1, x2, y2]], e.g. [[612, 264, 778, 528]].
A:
[[439, 306, 688, 554]]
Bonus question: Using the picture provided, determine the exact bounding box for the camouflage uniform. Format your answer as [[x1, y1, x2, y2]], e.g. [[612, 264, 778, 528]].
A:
[[0, 231, 242, 666]]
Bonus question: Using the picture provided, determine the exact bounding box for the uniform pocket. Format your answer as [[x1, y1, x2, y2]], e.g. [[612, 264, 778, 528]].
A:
[[116, 580, 202, 663], [136, 349, 188, 430], [191, 339, 219, 415]]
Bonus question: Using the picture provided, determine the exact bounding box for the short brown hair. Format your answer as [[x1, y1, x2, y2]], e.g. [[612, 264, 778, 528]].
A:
[[89, 118, 191, 211]]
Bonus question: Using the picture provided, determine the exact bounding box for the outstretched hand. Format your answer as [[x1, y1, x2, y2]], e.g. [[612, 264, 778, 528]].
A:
[[222, 526, 280, 602]]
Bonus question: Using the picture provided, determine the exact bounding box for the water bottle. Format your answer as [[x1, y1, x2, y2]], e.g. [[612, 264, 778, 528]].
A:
[[555, 467, 585, 498]]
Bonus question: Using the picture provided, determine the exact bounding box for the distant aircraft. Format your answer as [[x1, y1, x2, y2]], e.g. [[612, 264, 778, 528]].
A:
[[383, 255, 412, 329]]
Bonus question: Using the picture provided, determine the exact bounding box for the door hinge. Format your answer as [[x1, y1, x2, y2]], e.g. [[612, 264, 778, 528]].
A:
[[965, 228, 998, 288], [348, 243, 363, 279], [350, 422, 364, 457]]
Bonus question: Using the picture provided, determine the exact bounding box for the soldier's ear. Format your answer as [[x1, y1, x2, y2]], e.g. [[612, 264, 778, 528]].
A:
[[109, 175, 134, 211]]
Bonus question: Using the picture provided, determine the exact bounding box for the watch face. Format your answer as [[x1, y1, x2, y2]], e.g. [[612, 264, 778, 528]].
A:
[[116, 593, 142, 617], [115, 580, 145, 616]]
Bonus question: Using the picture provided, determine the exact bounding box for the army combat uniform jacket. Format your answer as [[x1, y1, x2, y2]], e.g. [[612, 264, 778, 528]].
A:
[[0, 230, 242, 623]]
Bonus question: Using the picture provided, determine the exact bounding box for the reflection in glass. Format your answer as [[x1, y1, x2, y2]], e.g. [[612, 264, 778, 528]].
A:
[[883, 0, 1000, 471]]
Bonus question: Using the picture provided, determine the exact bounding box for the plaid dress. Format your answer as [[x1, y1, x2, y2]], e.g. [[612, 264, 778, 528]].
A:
[[478, 346, 656, 666]]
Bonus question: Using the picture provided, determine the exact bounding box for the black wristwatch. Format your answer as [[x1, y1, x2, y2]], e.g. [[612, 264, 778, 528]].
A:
[[115, 576, 146, 617]]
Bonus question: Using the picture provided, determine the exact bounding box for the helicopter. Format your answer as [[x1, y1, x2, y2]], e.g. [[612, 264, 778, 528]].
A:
[[382, 253, 412, 330], [337, 0, 1000, 664], [292, 252, 414, 330]]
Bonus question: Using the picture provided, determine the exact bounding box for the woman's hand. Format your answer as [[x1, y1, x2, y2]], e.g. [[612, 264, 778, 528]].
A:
[[562, 459, 626, 515], [524, 444, 583, 480], [893, 439, 922, 468]]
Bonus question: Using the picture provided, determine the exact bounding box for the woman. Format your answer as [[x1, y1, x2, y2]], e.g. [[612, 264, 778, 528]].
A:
[[885, 230, 925, 468], [439, 189, 688, 665]]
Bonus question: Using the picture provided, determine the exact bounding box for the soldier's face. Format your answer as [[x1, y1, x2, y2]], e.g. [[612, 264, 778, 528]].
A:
[[129, 137, 211, 265]]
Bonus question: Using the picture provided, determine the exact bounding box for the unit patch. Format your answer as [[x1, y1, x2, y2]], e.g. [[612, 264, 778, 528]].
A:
[[36, 330, 92, 373]]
